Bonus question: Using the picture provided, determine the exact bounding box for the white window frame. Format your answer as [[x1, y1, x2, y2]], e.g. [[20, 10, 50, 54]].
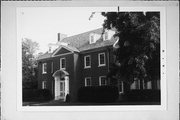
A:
[[42, 81, 47, 89], [104, 31, 108, 40], [99, 76, 107, 86], [85, 77, 91, 87], [98, 53, 106, 67], [60, 58, 66, 70], [42, 63, 47, 74], [84, 55, 91, 68], [119, 81, 124, 94], [89, 34, 95, 44]]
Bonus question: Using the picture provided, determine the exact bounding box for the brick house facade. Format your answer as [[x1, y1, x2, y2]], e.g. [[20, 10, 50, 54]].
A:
[[37, 28, 160, 102]]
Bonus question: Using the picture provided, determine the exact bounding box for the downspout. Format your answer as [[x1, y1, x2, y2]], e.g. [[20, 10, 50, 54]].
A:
[[107, 47, 110, 85]]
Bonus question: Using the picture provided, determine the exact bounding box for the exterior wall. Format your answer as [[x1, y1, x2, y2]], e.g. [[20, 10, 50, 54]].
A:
[[80, 47, 114, 87], [38, 58, 54, 96], [37, 45, 160, 102], [38, 53, 75, 100]]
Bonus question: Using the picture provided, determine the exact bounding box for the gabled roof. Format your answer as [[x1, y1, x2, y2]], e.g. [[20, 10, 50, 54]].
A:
[[52, 45, 79, 56], [37, 52, 53, 60], [79, 36, 116, 52], [60, 28, 103, 49], [38, 28, 116, 60], [37, 45, 79, 60]]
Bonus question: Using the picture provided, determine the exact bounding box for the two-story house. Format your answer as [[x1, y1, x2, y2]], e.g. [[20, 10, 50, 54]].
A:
[[37, 28, 160, 102]]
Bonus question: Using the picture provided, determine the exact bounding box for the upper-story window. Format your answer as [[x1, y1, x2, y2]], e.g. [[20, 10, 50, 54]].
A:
[[84, 55, 91, 68], [99, 76, 107, 86], [98, 53, 106, 67], [60, 58, 66, 70], [85, 77, 91, 86], [104, 32, 108, 40], [89, 34, 95, 44], [42, 63, 47, 74]]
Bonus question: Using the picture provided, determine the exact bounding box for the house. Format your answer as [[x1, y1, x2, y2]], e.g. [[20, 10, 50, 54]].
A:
[[37, 28, 160, 102]]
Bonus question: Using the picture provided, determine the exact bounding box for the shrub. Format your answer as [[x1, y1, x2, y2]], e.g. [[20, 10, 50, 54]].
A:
[[78, 86, 119, 103], [36, 89, 53, 101], [23, 89, 53, 102], [124, 89, 160, 102]]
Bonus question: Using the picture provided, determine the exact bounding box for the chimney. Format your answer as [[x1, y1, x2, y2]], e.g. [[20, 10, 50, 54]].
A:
[[57, 33, 67, 42]]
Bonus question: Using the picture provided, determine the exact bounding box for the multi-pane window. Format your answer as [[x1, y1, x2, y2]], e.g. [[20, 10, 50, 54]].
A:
[[99, 76, 107, 86], [85, 77, 91, 86], [119, 81, 124, 93], [42, 63, 47, 74], [98, 53, 106, 66], [130, 80, 140, 90], [84, 55, 91, 68], [60, 58, 66, 69], [42, 81, 47, 89]]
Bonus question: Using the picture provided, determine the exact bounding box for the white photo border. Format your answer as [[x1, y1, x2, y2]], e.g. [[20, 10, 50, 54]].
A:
[[16, 6, 166, 111]]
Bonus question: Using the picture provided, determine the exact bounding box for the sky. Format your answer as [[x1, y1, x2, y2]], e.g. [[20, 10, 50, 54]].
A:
[[18, 7, 117, 53]]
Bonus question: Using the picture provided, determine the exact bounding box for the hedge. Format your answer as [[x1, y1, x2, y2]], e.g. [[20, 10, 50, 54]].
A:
[[124, 89, 160, 102], [23, 89, 53, 102], [78, 86, 119, 103]]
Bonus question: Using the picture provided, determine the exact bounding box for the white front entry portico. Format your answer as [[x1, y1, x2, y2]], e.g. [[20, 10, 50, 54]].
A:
[[53, 70, 69, 101]]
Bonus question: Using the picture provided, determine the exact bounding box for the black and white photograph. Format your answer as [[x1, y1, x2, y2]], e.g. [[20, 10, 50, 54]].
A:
[[1, 1, 179, 120], [19, 7, 162, 106]]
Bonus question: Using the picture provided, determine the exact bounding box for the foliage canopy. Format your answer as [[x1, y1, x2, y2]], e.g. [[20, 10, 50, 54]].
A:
[[22, 38, 39, 89], [102, 12, 160, 86]]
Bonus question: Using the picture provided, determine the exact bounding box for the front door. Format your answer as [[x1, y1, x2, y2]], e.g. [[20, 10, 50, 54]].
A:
[[59, 81, 65, 99]]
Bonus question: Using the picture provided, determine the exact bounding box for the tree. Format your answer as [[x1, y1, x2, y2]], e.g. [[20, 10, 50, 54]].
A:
[[22, 38, 39, 89], [102, 12, 160, 90]]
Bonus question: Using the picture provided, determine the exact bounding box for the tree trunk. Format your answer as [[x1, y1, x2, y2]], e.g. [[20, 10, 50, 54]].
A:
[[140, 79, 144, 90]]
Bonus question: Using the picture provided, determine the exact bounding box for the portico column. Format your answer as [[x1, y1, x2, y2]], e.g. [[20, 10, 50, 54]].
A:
[[54, 76, 59, 100], [64, 76, 69, 97]]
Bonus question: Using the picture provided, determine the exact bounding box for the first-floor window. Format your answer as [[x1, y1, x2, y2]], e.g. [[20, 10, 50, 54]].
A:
[[147, 81, 152, 89], [119, 81, 124, 93], [42, 81, 47, 89], [157, 80, 160, 89], [85, 77, 91, 86], [99, 76, 107, 86], [130, 80, 140, 90]]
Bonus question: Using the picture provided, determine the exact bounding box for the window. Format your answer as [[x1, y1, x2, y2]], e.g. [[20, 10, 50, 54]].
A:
[[147, 81, 152, 89], [104, 32, 108, 40], [130, 80, 140, 90], [51, 62, 53, 73], [99, 76, 107, 86], [84, 55, 91, 68], [119, 81, 124, 93], [42, 81, 47, 89], [90, 34, 95, 44], [98, 53, 106, 66], [157, 80, 160, 89], [85, 77, 91, 86], [42, 63, 47, 74], [60, 58, 66, 69]]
